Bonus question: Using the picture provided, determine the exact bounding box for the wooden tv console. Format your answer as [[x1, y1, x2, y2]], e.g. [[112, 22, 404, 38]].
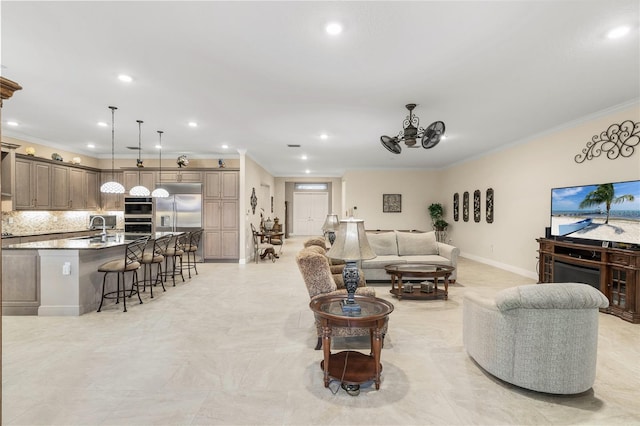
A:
[[538, 238, 640, 324]]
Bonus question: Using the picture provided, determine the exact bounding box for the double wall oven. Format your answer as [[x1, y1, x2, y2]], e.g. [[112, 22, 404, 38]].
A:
[[124, 197, 154, 235]]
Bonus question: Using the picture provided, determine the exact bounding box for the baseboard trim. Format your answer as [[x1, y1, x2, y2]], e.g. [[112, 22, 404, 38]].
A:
[[460, 253, 538, 280]]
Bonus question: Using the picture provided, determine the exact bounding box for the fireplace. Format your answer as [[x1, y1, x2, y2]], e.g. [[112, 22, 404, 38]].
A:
[[553, 261, 600, 290]]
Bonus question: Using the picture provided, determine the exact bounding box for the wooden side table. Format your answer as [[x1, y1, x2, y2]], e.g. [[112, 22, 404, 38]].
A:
[[309, 294, 394, 391]]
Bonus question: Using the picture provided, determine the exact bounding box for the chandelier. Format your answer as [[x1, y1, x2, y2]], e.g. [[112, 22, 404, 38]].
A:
[[380, 104, 445, 154]]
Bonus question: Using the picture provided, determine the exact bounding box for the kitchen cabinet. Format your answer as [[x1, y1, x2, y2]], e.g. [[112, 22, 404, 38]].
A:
[[85, 170, 99, 209], [51, 164, 70, 209], [124, 170, 155, 193], [203, 170, 239, 260], [100, 171, 124, 210], [204, 171, 238, 199], [15, 157, 51, 209], [158, 170, 203, 183]]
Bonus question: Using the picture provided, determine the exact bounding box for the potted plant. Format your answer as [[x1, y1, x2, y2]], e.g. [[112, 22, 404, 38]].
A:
[[428, 203, 449, 242]]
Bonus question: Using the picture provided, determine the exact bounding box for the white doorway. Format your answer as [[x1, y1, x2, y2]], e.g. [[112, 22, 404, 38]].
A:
[[292, 192, 328, 236]]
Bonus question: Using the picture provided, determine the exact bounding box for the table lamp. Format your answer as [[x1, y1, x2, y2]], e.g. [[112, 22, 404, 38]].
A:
[[326, 218, 377, 313], [321, 213, 340, 245]]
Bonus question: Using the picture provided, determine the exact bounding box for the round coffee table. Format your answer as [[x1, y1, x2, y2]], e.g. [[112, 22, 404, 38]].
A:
[[384, 263, 455, 300]]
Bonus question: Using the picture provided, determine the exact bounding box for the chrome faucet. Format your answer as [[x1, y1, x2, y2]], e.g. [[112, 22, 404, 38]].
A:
[[89, 215, 107, 242]]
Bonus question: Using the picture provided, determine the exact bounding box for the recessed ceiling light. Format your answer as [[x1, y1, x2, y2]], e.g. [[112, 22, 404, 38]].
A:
[[97, 121, 108, 127], [188, 121, 198, 127], [607, 26, 630, 39], [301, 155, 308, 160], [305, 169, 310, 174], [326, 22, 343, 36], [87, 143, 95, 148], [118, 74, 133, 83], [221, 144, 229, 149], [6, 121, 18, 126], [155, 144, 162, 149], [320, 133, 329, 140]]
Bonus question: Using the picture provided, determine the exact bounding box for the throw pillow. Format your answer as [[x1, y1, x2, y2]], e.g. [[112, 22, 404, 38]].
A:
[[396, 231, 439, 256], [366, 232, 398, 256]]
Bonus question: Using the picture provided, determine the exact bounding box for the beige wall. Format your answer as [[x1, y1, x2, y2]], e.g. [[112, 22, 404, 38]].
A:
[[342, 169, 441, 230], [440, 104, 640, 278], [243, 154, 275, 263]]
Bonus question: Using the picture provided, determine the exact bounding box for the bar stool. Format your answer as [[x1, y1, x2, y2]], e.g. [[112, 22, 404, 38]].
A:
[[140, 234, 171, 297], [97, 236, 149, 312], [183, 229, 203, 278], [161, 233, 185, 286]]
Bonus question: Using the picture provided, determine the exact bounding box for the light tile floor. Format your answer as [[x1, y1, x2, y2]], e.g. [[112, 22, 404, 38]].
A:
[[2, 236, 640, 425]]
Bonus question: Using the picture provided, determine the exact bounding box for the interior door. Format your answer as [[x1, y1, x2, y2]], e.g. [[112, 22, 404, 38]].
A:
[[293, 192, 328, 236]]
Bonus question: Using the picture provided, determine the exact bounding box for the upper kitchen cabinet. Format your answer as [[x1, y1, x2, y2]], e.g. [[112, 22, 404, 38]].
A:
[[13, 154, 102, 211], [204, 171, 238, 199], [1, 142, 19, 203], [158, 170, 203, 183], [123, 170, 155, 193], [15, 157, 51, 209]]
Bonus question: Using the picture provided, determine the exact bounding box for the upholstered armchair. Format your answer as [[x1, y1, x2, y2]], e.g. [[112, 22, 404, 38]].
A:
[[463, 283, 609, 394], [296, 246, 384, 350]]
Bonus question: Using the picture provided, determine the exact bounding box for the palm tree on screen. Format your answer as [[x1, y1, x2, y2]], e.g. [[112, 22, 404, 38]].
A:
[[579, 183, 634, 224]]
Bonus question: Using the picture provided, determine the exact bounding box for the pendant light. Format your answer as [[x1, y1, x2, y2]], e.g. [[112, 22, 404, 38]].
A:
[[100, 106, 125, 194], [151, 130, 169, 198], [130, 119, 150, 196]]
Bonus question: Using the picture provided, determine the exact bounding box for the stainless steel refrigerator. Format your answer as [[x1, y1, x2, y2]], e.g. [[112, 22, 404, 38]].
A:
[[155, 183, 203, 258]]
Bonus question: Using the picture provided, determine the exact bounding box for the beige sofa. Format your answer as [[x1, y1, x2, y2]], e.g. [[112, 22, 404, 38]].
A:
[[361, 230, 460, 282], [463, 283, 609, 394]]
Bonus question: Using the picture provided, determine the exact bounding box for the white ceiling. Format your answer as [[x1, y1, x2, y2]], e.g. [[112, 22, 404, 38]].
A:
[[1, 1, 639, 177]]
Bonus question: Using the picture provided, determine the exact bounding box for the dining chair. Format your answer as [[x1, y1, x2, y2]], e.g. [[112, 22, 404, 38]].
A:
[[251, 223, 275, 263]]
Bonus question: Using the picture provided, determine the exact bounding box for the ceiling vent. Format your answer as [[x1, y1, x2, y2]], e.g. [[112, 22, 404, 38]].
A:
[[287, 144, 301, 148]]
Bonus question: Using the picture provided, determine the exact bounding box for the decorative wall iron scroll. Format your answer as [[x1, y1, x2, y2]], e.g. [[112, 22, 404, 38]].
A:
[[453, 193, 459, 222], [463, 191, 469, 222], [486, 188, 494, 223], [250, 188, 257, 214], [473, 190, 481, 223], [575, 120, 640, 163]]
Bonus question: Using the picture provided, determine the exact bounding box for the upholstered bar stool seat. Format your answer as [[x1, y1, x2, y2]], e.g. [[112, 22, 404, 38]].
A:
[[183, 229, 203, 278]]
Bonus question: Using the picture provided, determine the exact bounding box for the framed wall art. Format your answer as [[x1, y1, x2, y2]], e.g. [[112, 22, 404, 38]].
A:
[[486, 188, 494, 223], [453, 193, 459, 222], [383, 194, 402, 213], [463, 191, 469, 222], [473, 190, 481, 223]]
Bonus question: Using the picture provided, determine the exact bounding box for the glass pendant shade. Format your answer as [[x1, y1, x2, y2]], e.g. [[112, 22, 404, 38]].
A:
[[130, 185, 151, 196], [100, 180, 125, 194], [151, 187, 169, 198], [130, 119, 150, 196], [152, 130, 169, 198], [101, 106, 125, 194]]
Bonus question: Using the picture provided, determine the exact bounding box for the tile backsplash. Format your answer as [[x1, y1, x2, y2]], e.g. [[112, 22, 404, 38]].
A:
[[1, 210, 124, 235]]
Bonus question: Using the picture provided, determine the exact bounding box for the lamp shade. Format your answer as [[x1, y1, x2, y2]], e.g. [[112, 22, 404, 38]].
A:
[[130, 185, 150, 196], [321, 213, 339, 232], [326, 218, 376, 262]]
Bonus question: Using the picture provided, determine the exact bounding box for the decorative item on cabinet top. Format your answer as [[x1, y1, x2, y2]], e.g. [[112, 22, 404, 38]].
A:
[[177, 155, 189, 168]]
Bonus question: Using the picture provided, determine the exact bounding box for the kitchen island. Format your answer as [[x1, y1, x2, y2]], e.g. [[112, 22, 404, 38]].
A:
[[3, 233, 150, 316]]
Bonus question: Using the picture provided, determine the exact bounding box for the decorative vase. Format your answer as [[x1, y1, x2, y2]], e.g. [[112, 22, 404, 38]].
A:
[[177, 155, 189, 168]]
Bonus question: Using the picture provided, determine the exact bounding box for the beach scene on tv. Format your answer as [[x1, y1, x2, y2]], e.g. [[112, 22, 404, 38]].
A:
[[551, 181, 640, 246]]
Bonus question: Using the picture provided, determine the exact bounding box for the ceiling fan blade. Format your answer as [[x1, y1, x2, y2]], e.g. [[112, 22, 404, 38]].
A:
[[380, 135, 401, 154], [421, 121, 446, 149]]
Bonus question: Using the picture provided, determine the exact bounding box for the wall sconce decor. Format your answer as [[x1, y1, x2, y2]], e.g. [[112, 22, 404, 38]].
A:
[[250, 188, 257, 214], [463, 191, 469, 222], [575, 120, 639, 163], [486, 188, 494, 223], [453, 193, 459, 222]]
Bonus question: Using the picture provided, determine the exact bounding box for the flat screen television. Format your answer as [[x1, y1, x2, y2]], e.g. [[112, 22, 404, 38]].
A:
[[550, 179, 640, 248]]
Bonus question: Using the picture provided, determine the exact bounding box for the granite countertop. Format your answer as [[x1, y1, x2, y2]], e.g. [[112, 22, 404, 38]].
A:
[[3, 232, 178, 250], [4, 235, 129, 250], [1, 229, 125, 239]]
